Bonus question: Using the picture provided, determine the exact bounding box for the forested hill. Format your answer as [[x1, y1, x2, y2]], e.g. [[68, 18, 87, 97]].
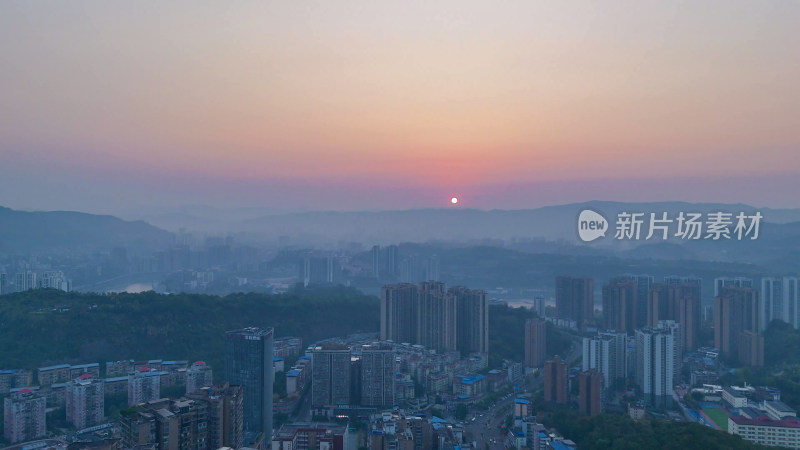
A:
[[0, 287, 549, 375], [0, 286, 380, 371]]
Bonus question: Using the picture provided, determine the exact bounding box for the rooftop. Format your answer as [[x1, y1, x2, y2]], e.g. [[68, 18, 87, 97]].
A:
[[39, 363, 71, 371], [766, 401, 795, 413], [458, 375, 485, 385], [723, 386, 746, 398], [226, 327, 274, 337], [72, 363, 99, 369], [105, 376, 128, 382], [730, 414, 800, 429]]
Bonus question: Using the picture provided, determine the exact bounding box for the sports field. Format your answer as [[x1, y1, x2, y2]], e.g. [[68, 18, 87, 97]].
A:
[[702, 407, 729, 430]]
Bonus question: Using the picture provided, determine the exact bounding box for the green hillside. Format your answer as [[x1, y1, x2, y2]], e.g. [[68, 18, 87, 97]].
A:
[[0, 287, 551, 375], [0, 285, 379, 373]]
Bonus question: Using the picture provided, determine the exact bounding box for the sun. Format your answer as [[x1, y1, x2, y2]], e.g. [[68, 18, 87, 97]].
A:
[[450, 196, 459, 205]]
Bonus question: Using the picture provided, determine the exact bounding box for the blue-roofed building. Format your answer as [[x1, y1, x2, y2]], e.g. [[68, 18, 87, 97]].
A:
[[515, 417, 576, 450], [103, 376, 129, 395], [552, 440, 578, 450], [128, 369, 161, 406], [273, 356, 285, 372], [0, 369, 32, 394], [453, 374, 486, 397], [105, 360, 135, 377], [69, 363, 100, 380], [514, 397, 531, 417], [38, 364, 71, 371], [286, 369, 301, 395], [38, 364, 71, 386], [161, 360, 188, 372]]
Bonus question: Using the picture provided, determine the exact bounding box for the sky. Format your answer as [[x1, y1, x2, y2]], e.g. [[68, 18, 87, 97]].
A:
[[1, 1, 799, 214]]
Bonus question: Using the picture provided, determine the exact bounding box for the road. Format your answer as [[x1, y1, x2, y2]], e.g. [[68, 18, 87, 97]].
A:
[[3, 438, 68, 450], [465, 333, 582, 449], [465, 393, 517, 450]]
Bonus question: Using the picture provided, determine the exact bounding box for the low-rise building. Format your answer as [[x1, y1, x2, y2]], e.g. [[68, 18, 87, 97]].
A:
[[728, 413, 800, 448], [104, 376, 128, 395], [628, 403, 646, 421], [0, 369, 33, 395], [38, 363, 72, 386], [453, 374, 485, 398], [286, 369, 301, 396], [69, 363, 101, 380], [764, 401, 797, 420], [105, 360, 135, 377], [514, 398, 531, 418], [723, 386, 748, 409], [271, 422, 346, 450]]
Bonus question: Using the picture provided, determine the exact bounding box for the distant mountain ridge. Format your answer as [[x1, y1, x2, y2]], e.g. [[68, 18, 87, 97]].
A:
[[233, 200, 800, 244], [0, 206, 173, 254], [5, 201, 799, 262]]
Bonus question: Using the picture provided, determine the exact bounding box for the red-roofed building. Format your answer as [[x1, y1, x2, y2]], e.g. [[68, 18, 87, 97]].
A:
[[186, 362, 213, 395], [67, 375, 104, 429], [728, 411, 800, 448]]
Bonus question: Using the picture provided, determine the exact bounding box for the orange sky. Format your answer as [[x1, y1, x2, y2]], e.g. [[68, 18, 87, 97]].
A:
[[1, 1, 799, 211]]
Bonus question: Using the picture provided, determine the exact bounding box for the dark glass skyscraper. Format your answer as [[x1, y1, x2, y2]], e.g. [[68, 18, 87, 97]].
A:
[[224, 327, 274, 441]]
